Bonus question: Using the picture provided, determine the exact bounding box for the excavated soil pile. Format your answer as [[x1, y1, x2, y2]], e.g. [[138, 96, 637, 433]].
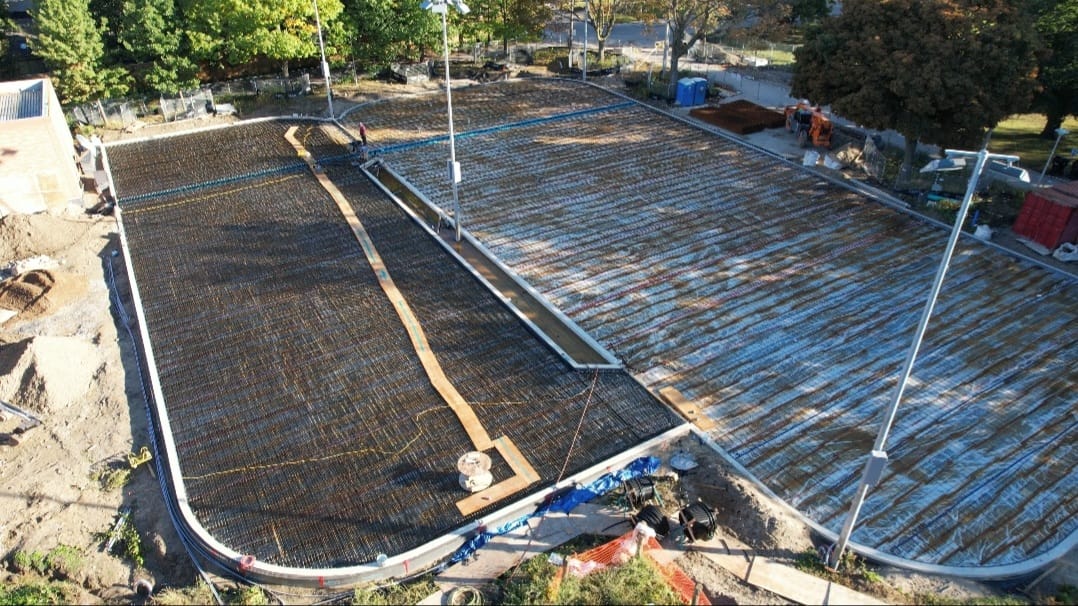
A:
[[0, 335, 99, 413], [0, 269, 86, 321], [690, 100, 786, 135]]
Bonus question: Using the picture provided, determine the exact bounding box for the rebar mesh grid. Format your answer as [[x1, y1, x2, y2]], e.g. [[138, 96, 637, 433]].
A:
[[110, 119, 681, 569], [340, 79, 1077, 569]]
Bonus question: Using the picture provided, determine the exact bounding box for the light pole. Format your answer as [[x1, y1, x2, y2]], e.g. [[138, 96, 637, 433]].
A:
[[421, 0, 470, 242], [660, 21, 669, 78], [313, 0, 333, 118], [582, 0, 588, 81], [1039, 127, 1070, 185], [827, 134, 1019, 570]]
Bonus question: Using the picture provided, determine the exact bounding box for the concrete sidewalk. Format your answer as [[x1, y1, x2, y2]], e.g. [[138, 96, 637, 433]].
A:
[[652, 533, 888, 606], [418, 502, 632, 605], [419, 501, 888, 606]]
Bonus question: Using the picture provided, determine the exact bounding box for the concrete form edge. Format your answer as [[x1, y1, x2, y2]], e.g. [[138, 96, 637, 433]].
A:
[[590, 77, 1076, 283], [689, 427, 1078, 580], [366, 160, 622, 370], [109, 119, 690, 587], [104, 92, 1076, 582]]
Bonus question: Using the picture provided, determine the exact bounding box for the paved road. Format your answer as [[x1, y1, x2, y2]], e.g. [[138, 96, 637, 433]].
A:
[[544, 14, 676, 48]]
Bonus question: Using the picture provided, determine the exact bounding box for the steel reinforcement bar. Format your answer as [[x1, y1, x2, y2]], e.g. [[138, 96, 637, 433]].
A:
[[371, 101, 636, 157]]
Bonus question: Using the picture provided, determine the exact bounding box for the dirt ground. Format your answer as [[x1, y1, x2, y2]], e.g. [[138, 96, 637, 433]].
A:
[[1, 73, 1074, 605], [650, 436, 1055, 605]]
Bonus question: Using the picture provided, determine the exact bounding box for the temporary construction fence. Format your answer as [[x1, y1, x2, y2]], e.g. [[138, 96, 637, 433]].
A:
[[70, 99, 142, 129], [158, 88, 216, 122], [67, 73, 313, 130], [207, 73, 312, 99], [548, 525, 711, 605]]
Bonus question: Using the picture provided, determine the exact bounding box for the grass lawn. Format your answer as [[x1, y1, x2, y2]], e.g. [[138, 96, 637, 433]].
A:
[[750, 47, 797, 66], [989, 114, 1078, 175]]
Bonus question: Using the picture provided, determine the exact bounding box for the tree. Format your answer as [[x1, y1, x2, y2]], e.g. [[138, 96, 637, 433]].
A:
[[1031, 0, 1078, 137], [183, 0, 343, 76], [493, 0, 551, 55], [31, 0, 130, 103], [119, 0, 199, 92], [89, 0, 125, 53], [641, 0, 782, 100], [585, 0, 633, 62], [338, 0, 439, 67], [791, 0, 1040, 180], [0, 1, 11, 75], [788, 0, 831, 24]]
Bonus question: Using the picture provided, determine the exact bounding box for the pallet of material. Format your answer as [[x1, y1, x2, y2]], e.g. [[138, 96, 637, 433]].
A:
[[690, 100, 786, 135]]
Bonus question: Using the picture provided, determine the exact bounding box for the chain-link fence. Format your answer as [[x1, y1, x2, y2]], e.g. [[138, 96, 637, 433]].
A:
[[206, 73, 311, 98], [70, 72, 321, 129], [158, 88, 216, 122], [70, 99, 143, 130]]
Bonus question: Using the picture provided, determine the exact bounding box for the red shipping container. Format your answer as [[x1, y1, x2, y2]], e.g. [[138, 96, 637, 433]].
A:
[[1013, 181, 1078, 249]]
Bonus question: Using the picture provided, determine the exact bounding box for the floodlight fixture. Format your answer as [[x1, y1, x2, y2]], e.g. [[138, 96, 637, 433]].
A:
[[919, 156, 966, 173]]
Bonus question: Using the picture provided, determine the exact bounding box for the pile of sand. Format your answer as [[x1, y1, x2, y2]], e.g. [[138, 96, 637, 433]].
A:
[[0, 269, 87, 322], [0, 336, 100, 414], [0, 212, 97, 259]]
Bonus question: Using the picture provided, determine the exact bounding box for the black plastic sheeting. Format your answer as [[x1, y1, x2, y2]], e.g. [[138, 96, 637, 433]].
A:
[[107, 120, 682, 569]]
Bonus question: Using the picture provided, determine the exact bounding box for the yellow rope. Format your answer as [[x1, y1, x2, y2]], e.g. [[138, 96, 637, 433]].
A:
[[182, 434, 421, 481], [182, 403, 456, 481]]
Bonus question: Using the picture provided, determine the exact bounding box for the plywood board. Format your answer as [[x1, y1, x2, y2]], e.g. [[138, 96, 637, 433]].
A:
[[658, 386, 716, 430]]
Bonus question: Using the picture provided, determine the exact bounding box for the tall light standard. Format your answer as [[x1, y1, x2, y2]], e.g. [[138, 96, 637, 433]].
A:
[[421, 0, 470, 242], [313, 0, 333, 118], [582, 0, 588, 81], [827, 134, 1019, 570], [1039, 127, 1070, 185]]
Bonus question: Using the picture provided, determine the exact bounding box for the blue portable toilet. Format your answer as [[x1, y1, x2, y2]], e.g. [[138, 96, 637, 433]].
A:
[[692, 77, 708, 105], [677, 77, 708, 106], [676, 78, 697, 106]]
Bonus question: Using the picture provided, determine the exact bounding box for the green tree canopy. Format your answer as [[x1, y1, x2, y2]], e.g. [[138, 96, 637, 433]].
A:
[[183, 0, 343, 76], [484, 0, 552, 55], [788, 0, 831, 24], [791, 0, 1040, 178], [0, 1, 12, 75], [89, 0, 125, 52], [338, 0, 439, 66], [642, 0, 785, 99], [31, 0, 130, 103], [423, 0, 545, 58], [1032, 0, 1078, 137], [585, 0, 634, 61], [119, 0, 199, 92]]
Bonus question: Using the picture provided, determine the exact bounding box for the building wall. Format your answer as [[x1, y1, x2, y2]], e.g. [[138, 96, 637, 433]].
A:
[[0, 79, 82, 215]]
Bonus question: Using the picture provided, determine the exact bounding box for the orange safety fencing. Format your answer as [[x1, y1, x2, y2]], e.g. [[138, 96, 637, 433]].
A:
[[548, 527, 711, 605]]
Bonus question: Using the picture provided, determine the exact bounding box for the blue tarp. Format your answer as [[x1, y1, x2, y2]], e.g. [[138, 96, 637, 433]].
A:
[[448, 456, 660, 564]]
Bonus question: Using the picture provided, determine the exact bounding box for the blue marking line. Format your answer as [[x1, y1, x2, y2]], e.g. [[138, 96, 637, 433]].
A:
[[397, 301, 427, 352], [118, 163, 308, 206], [375, 102, 636, 156]]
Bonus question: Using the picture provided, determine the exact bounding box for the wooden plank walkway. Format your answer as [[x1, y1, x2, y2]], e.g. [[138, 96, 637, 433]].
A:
[[285, 126, 537, 512], [659, 387, 717, 431]]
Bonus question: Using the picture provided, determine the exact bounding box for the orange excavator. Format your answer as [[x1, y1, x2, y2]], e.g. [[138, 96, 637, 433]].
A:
[[784, 100, 833, 149]]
